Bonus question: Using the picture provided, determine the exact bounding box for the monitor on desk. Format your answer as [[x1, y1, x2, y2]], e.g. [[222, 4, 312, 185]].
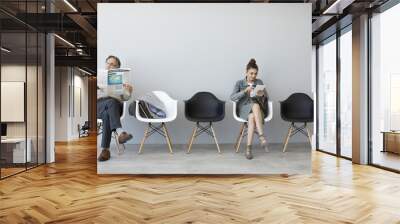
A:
[[1, 123, 7, 139]]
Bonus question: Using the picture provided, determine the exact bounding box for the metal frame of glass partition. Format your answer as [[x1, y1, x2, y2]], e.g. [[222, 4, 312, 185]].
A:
[[315, 24, 353, 161], [367, 0, 400, 173], [0, 1, 47, 180]]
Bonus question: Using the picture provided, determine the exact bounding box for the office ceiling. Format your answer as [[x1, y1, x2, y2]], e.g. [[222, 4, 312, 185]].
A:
[[0, 0, 391, 74]]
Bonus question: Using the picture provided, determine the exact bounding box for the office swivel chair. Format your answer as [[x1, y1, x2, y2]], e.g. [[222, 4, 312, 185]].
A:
[[280, 93, 314, 152], [78, 121, 90, 138], [185, 92, 225, 153]]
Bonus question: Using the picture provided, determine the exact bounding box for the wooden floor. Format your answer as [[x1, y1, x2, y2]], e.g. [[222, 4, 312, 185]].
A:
[[1, 136, 400, 224], [373, 150, 400, 171], [1, 167, 26, 178]]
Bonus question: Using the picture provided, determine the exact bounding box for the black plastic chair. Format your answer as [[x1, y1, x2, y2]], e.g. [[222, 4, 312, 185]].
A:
[[280, 93, 314, 152], [185, 92, 225, 153]]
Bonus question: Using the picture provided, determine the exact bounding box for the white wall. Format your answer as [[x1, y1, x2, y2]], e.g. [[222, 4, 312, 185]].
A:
[[55, 67, 89, 141], [98, 3, 312, 144], [1, 64, 46, 164], [1, 65, 39, 137], [55, 67, 68, 141], [71, 73, 89, 138]]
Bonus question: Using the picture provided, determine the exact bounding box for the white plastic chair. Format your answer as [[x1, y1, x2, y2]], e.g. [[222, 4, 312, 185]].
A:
[[97, 101, 128, 155], [135, 91, 178, 154], [112, 101, 128, 155], [232, 101, 273, 152]]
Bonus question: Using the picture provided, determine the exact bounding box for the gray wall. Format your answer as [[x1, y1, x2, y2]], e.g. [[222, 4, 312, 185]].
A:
[[98, 3, 312, 144]]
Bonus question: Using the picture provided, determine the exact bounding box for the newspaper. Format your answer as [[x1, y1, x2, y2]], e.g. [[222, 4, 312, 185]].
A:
[[98, 68, 131, 100]]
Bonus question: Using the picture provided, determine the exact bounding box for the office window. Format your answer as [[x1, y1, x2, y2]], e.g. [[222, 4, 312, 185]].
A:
[[340, 29, 352, 158], [370, 3, 400, 171], [318, 36, 337, 154]]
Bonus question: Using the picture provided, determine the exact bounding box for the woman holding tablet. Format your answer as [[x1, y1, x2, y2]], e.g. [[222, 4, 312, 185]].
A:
[[231, 58, 269, 160]]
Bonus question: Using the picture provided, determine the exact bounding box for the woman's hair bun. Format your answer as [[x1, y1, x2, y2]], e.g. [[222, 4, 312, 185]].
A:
[[246, 58, 258, 71]]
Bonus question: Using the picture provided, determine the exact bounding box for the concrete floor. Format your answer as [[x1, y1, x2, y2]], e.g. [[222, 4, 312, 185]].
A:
[[97, 143, 311, 174]]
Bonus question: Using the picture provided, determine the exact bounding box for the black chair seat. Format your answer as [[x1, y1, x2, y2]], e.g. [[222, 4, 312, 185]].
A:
[[185, 92, 225, 122], [280, 93, 313, 123], [282, 117, 313, 123], [81, 121, 90, 130]]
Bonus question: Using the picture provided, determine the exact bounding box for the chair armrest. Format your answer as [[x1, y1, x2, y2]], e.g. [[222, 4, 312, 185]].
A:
[[231, 101, 239, 120], [265, 101, 273, 122], [120, 101, 128, 120], [135, 100, 143, 119]]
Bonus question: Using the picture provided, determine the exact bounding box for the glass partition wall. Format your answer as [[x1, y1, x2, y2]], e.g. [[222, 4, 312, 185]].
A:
[[370, 3, 400, 172], [0, 2, 46, 179], [317, 26, 353, 159], [317, 35, 337, 155]]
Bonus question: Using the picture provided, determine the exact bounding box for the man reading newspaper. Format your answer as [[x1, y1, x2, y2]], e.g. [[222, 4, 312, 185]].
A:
[[97, 55, 133, 162]]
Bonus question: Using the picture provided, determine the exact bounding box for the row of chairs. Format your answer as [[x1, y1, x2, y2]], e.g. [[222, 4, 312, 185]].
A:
[[107, 91, 313, 155]]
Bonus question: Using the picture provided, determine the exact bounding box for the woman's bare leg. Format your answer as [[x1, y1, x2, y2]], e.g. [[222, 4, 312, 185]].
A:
[[251, 104, 264, 135], [252, 104, 268, 151], [246, 113, 256, 159], [247, 113, 256, 146]]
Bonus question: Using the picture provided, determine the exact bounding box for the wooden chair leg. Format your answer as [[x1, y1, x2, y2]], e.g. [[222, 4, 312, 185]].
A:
[[113, 132, 122, 155], [235, 123, 246, 153], [234, 123, 245, 150], [138, 124, 150, 154], [187, 125, 197, 154], [162, 123, 173, 154], [283, 125, 293, 153], [306, 124, 313, 150], [210, 124, 221, 154]]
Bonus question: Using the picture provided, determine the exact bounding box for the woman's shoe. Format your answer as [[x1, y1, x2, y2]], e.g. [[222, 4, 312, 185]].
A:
[[259, 135, 269, 152], [246, 145, 253, 160]]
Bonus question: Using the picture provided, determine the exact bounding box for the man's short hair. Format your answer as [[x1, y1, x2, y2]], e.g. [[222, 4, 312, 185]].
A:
[[106, 55, 121, 68]]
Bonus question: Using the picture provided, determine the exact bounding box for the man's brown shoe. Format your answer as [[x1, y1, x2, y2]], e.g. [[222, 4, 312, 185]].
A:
[[118, 132, 133, 144], [98, 148, 110, 161]]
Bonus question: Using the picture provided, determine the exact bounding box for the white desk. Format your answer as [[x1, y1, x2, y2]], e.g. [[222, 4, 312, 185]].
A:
[[1, 138, 32, 163]]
